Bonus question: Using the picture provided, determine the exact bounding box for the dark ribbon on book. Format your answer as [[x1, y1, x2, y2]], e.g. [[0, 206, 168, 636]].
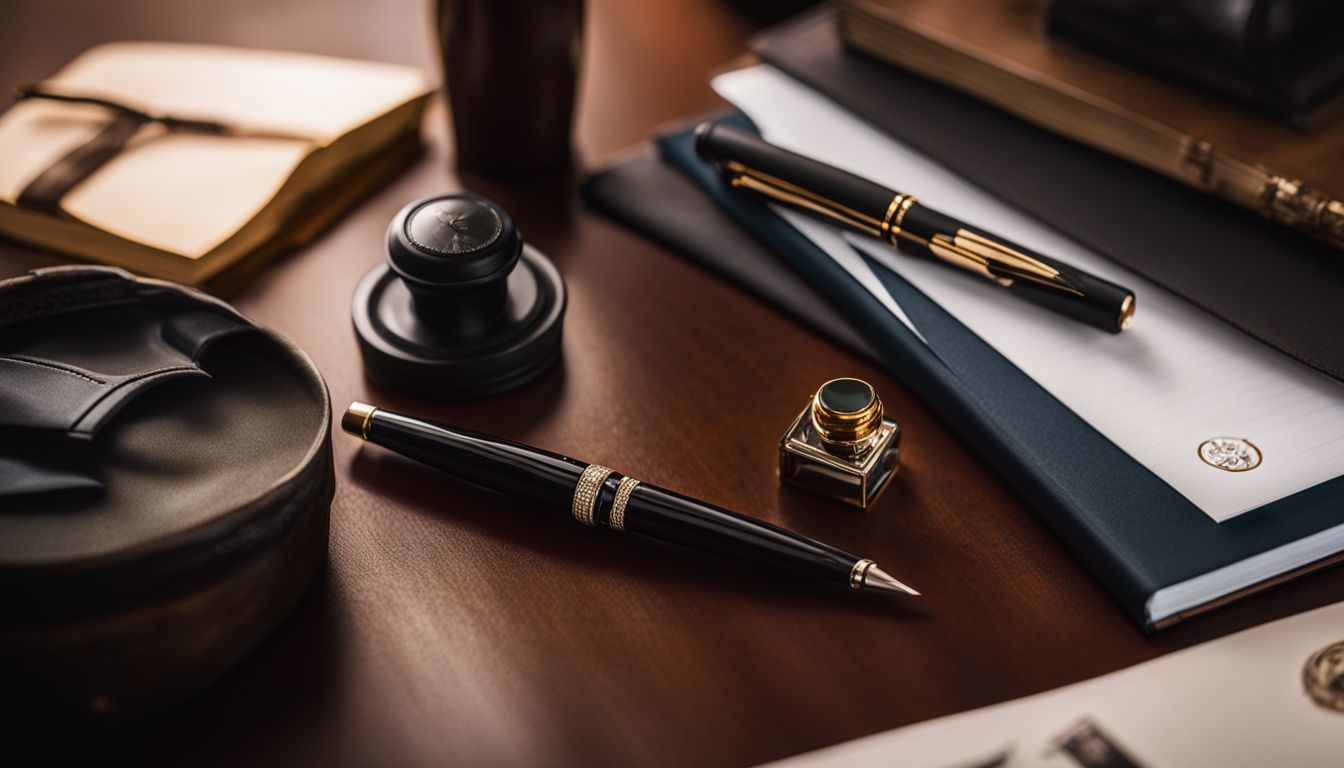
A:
[[10, 85, 315, 214]]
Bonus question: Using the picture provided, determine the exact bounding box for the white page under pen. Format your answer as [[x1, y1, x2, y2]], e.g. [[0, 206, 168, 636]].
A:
[[713, 65, 1344, 522], [773, 208, 927, 346]]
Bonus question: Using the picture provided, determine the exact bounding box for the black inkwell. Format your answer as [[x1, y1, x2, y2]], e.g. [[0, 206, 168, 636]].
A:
[[352, 193, 566, 398]]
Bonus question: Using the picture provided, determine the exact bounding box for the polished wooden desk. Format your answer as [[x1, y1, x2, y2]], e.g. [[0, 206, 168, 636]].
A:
[[2, 1, 1342, 765]]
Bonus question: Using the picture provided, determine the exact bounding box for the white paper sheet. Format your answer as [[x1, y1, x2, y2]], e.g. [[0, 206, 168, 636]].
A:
[[775, 209, 927, 346], [759, 601, 1344, 768], [713, 65, 1344, 522]]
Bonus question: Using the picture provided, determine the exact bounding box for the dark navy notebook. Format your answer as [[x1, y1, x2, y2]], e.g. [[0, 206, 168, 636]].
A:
[[586, 115, 1344, 631]]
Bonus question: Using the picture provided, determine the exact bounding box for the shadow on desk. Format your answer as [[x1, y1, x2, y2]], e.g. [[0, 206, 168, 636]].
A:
[[18, 564, 352, 764]]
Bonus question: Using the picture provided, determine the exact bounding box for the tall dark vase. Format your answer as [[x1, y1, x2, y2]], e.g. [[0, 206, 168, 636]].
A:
[[438, 0, 585, 180]]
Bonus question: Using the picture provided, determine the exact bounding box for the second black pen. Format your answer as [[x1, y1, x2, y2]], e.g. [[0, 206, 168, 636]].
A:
[[695, 122, 1135, 333]]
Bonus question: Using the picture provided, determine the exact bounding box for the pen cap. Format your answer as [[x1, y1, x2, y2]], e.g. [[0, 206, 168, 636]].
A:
[[935, 221, 1137, 334], [900, 205, 1136, 334], [695, 122, 896, 236]]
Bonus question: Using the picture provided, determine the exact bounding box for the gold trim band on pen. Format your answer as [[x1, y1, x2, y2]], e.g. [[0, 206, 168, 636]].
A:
[[1118, 294, 1136, 330], [849, 558, 875, 590], [610, 477, 641, 532], [342, 402, 378, 440], [880, 193, 916, 244], [572, 464, 614, 526]]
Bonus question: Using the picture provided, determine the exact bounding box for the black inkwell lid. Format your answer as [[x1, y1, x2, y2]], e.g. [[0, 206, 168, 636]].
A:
[[389, 195, 520, 287], [353, 193, 566, 399]]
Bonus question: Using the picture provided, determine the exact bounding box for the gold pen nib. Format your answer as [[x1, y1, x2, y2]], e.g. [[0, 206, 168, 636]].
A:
[[863, 564, 921, 596]]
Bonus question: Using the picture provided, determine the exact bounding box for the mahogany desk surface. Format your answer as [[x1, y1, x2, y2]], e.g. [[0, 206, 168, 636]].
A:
[[2, 1, 1341, 765]]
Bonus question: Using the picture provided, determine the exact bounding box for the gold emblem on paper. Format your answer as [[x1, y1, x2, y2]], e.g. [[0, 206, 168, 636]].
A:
[[1304, 641, 1344, 713], [1197, 437, 1261, 472]]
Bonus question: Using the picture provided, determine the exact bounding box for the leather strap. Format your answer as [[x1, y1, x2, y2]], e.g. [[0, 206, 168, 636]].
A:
[[9, 84, 316, 214], [16, 111, 147, 214]]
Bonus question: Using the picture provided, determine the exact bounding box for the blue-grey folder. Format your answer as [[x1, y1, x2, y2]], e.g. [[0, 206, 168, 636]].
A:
[[637, 115, 1344, 631]]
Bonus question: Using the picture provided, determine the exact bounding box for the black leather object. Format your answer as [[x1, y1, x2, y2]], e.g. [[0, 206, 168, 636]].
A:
[[0, 266, 334, 727], [1047, 0, 1344, 125], [0, 276, 259, 499]]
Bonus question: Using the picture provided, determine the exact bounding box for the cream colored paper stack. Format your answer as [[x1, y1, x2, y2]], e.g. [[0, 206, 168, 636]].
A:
[[0, 43, 433, 286]]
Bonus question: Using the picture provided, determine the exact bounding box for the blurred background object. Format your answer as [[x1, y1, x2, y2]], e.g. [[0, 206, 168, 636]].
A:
[[438, 0, 585, 180], [1047, 0, 1344, 125]]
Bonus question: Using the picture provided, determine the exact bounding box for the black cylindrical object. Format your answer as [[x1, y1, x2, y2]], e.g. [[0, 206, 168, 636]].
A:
[[438, 0, 584, 179], [352, 194, 566, 399], [696, 122, 1136, 333], [343, 404, 915, 594]]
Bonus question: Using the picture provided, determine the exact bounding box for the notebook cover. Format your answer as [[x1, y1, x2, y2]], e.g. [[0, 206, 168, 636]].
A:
[[754, 8, 1344, 386], [837, 0, 1344, 250], [586, 117, 1344, 630]]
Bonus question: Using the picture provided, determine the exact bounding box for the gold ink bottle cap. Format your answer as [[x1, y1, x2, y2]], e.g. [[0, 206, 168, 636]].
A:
[[812, 378, 883, 445]]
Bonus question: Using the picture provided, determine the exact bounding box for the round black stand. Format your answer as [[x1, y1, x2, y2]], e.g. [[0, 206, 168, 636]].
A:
[[352, 194, 566, 399]]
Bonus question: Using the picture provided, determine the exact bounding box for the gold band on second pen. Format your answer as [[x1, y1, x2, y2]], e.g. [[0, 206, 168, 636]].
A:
[[572, 465, 642, 530], [849, 558, 875, 590], [572, 464, 614, 526], [610, 476, 641, 532], [880, 193, 917, 245]]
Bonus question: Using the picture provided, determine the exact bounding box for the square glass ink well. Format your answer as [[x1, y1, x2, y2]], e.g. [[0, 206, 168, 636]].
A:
[[779, 378, 900, 509]]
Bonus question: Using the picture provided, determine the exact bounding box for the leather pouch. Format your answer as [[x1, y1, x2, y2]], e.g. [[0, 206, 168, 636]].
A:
[[0, 266, 334, 729], [0, 284, 260, 499], [1047, 0, 1344, 124]]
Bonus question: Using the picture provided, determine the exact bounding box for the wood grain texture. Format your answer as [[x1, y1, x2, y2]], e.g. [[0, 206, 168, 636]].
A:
[[2, 0, 1342, 765]]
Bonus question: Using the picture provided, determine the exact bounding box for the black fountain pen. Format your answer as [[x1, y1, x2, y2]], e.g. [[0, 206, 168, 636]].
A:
[[696, 123, 1136, 333], [344, 403, 918, 598]]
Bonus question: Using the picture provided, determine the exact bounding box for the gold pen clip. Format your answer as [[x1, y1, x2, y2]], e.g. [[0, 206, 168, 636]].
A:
[[927, 229, 1083, 296], [723, 161, 885, 237]]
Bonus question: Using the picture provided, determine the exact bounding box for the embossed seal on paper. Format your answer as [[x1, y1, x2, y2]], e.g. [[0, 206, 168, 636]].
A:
[[1303, 641, 1344, 713], [1198, 437, 1261, 472]]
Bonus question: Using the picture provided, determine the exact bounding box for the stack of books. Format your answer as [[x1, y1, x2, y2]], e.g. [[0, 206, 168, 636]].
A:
[[839, 0, 1344, 252]]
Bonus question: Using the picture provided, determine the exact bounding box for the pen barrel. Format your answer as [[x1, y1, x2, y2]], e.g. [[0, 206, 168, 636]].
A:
[[697, 122, 1136, 333], [363, 409, 586, 510], [898, 204, 1135, 333], [696, 122, 894, 237], [356, 408, 865, 588], [622, 484, 861, 585]]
